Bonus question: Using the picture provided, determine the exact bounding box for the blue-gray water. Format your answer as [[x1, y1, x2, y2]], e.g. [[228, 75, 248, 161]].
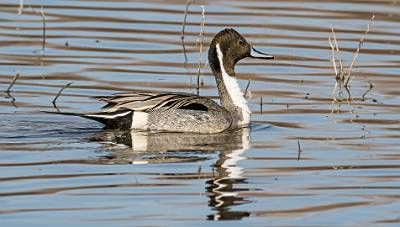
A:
[[1, 0, 400, 226]]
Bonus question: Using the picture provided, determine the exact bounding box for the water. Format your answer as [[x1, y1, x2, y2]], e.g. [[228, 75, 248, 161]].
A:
[[1, 0, 400, 226]]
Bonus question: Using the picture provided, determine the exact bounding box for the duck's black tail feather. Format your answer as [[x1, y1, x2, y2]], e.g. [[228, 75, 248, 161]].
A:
[[42, 110, 133, 129]]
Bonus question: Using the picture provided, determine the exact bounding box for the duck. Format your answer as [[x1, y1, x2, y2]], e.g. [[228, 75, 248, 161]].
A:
[[50, 28, 274, 133]]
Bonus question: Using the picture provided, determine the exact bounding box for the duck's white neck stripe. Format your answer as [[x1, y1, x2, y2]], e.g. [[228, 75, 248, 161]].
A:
[[215, 43, 251, 125]]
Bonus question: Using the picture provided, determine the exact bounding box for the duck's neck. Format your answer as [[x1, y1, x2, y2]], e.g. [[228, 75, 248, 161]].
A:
[[210, 43, 251, 126]]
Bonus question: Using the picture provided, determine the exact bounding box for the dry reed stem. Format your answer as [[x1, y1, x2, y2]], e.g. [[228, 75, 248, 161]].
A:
[[345, 15, 375, 87], [330, 25, 343, 79], [18, 0, 24, 14], [181, 0, 193, 40], [331, 26, 344, 75], [181, 39, 188, 66], [328, 37, 338, 77], [52, 82, 72, 105], [329, 15, 374, 112], [6, 72, 20, 93], [181, 0, 193, 63], [328, 30, 339, 110], [196, 5, 206, 95], [244, 80, 251, 97], [329, 31, 340, 111], [40, 5, 46, 52]]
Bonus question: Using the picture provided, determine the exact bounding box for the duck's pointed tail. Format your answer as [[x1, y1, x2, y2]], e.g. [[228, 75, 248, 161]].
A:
[[42, 110, 133, 129]]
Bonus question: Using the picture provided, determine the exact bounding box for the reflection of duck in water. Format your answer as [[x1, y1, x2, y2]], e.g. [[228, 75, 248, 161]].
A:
[[206, 128, 251, 221], [95, 127, 252, 221], [47, 29, 273, 133]]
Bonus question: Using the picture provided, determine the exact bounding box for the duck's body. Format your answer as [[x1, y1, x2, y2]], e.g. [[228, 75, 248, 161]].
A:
[[50, 29, 273, 133], [84, 92, 231, 133]]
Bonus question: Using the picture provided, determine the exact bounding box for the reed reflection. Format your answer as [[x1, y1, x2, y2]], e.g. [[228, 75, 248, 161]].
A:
[[95, 128, 251, 220]]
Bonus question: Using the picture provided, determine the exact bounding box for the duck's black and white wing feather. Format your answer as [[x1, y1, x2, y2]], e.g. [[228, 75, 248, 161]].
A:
[[95, 92, 210, 113]]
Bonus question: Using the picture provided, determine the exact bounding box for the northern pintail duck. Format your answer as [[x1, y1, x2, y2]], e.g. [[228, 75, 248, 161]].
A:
[[52, 29, 273, 133]]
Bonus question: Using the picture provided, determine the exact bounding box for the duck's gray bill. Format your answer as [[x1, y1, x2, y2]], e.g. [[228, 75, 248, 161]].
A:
[[250, 47, 274, 59]]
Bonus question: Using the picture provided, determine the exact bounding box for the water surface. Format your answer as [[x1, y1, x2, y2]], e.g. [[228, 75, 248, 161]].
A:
[[1, 0, 400, 226]]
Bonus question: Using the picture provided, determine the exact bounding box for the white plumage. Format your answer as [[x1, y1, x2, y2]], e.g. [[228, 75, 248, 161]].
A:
[[131, 111, 148, 130], [216, 43, 251, 125]]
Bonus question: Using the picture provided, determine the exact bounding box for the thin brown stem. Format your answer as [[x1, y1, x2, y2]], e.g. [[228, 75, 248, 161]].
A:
[[181, 39, 188, 68], [328, 37, 338, 77], [181, 0, 192, 63], [40, 5, 46, 52], [18, 0, 24, 14], [181, 0, 193, 41], [345, 15, 375, 87], [244, 80, 251, 97], [196, 5, 206, 95], [330, 25, 343, 80]]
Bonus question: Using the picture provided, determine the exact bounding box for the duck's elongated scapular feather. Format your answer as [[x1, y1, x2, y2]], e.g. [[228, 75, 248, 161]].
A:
[[96, 92, 209, 112]]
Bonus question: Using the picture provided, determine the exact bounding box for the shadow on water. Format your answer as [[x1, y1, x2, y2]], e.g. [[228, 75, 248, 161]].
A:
[[92, 127, 255, 220]]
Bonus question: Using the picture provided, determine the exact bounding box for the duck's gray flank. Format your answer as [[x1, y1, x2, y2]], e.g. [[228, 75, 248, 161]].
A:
[[46, 28, 274, 133]]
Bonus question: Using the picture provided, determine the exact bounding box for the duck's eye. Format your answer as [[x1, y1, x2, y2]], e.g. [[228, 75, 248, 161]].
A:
[[238, 40, 244, 45]]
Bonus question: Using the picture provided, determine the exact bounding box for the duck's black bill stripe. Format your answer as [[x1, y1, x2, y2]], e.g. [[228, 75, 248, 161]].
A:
[[250, 47, 274, 59]]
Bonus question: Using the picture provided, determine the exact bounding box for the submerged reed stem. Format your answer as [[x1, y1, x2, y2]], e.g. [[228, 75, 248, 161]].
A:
[[52, 82, 72, 106], [297, 140, 302, 161], [361, 81, 374, 101], [6, 72, 20, 93]]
